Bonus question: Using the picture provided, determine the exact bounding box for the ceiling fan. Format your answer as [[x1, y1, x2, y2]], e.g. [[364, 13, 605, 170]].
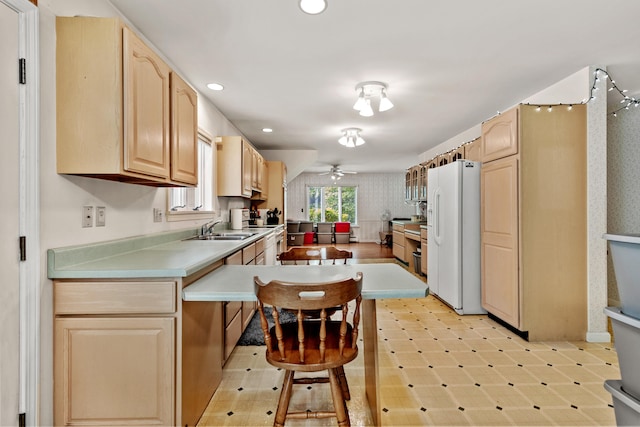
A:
[[318, 165, 357, 180]]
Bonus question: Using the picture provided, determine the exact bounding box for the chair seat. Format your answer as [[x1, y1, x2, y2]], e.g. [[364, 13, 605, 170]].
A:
[[266, 321, 358, 371]]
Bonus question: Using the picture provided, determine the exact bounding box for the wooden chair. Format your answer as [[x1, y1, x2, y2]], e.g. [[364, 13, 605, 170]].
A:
[[254, 273, 363, 427], [277, 246, 352, 265], [276, 245, 354, 397]]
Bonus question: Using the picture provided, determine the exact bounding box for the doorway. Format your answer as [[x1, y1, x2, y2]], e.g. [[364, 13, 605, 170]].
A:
[[0, 0, 39, 424]]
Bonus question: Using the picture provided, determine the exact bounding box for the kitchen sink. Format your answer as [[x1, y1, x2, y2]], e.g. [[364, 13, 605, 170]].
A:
[[183, 232, 257, 241]]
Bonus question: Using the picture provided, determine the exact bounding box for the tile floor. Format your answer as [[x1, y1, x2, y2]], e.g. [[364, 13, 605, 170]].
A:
[[198, 272, 619, 426]]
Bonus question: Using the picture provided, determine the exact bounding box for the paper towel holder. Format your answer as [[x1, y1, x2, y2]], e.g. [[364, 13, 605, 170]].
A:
[[231, 208, 249, 230]]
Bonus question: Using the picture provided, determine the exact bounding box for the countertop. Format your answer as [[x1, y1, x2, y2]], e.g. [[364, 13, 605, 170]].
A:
[[182, 264, 428, 301], [47, 225, 283, 279]]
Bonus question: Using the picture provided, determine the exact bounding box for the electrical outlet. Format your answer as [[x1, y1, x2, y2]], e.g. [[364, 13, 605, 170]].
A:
[[82, 206, 94, 228], [153, 208, 163, 223], [96, 206, 106, 227]]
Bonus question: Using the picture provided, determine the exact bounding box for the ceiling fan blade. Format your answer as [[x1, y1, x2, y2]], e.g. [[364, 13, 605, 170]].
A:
[[342, 171, 357, 174], [318, 171, 330, 175]]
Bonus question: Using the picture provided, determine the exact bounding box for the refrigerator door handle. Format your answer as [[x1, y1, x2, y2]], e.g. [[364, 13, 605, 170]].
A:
[[434, 188, 442, 246]]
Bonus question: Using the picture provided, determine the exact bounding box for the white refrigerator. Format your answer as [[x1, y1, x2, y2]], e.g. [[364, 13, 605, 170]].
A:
[[426, 160, 486, 315]]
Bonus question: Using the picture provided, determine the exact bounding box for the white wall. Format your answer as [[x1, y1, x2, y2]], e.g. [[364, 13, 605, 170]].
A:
[[287, 172, 416, 241], [38, 1, 249, 423]]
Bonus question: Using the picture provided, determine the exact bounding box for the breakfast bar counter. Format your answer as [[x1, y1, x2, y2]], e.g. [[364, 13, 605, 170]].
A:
[[183, 263, 429, 426]]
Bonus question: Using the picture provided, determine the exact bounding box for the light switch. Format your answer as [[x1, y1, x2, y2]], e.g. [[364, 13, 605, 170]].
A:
[[96, 206, 106, 227]]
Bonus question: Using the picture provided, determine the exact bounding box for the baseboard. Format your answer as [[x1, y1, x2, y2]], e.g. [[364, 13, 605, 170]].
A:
[[586, 331, 611, 343]]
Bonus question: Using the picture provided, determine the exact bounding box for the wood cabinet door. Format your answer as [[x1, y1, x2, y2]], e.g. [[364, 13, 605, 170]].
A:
[[405, 170, 411, 200], [464, 138, 481, 162], [411, 166, 419, 200], [241, 140, 252, 197], [55, 317, 175, 426], [480, 156, 520, 328], [419, 165, 428, 201], [261, 160, 269, 199], [123, 27, 171, 179], [481, 107, 518, 163], [170, 73, 198, 185]]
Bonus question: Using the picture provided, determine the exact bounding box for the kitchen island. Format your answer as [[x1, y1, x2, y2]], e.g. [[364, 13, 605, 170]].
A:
[[183, 263, 428, 426]]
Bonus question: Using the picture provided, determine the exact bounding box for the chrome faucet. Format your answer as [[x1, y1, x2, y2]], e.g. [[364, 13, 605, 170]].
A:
[[201, 219, 223, 236]]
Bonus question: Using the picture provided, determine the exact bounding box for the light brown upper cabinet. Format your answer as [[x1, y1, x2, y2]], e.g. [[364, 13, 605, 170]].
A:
[[449, 146, 465, 162], [463, 137, 481, 162], [418, 164, 428, 201], [480, 104, 587, 341], [405, 170, 412, 201], [216, 136, 254, 198], [56, 17, 198, 187], [480, 107, 518, 162], [170, 73, 198, 185], [252, 149, 264, 193]]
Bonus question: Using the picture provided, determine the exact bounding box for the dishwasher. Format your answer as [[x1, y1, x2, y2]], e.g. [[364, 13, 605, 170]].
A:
[[264, 231, 276, 265]]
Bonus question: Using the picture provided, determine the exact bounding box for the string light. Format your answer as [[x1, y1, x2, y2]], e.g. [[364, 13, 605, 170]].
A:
[[424, 68, 638, 163], [521, 68, 639, 117]]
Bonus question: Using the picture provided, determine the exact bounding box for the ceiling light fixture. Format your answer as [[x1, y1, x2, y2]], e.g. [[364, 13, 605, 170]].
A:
[[299, 0, 327, 15], [262, 128, 273, 133], [338, 128, 365, 148], [353, 81, 394, 116], [206, 83, 224, 91]]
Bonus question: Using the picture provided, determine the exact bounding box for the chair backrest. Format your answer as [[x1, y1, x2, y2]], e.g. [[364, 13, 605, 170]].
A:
[[254, 273, 363, 361], [277, 246, 352, 265]]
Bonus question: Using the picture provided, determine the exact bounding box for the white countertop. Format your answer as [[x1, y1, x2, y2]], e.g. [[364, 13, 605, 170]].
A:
[[47, 226, 283, 279], [182, 264, 429, 301]]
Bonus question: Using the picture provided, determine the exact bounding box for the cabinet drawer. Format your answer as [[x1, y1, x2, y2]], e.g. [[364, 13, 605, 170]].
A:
[[393, 243, 405, 261], [392, 231, 405, 246], [421, 228, 427, 240], [255, 238, 265, 255], [243, 243, 256, 264], [225, 250, 243, 265], [392, 223, 405, 232], [255, 252, 265, 266], [224, 311, 242, 361], [54, 281, 176, 315], [225, 301, 242, 327]]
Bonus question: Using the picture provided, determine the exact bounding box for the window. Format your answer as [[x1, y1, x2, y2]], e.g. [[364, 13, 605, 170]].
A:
[[307, 186, 357, 223], [167, 130, 215, 221]]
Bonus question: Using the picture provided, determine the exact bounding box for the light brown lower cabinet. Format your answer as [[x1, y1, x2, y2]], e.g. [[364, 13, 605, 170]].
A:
[[392, 223, 406, 261], [54, 269, 225, 426], [55, 317, 175, 426]]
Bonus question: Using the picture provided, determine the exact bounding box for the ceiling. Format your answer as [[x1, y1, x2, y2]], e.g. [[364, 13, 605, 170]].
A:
[[108, 0, 640, 174]]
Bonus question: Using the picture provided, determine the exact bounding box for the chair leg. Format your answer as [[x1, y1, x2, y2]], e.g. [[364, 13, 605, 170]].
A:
[[274, 370, 295, 427], [328, 368, 350, 426], [336, 366, 351, 400]]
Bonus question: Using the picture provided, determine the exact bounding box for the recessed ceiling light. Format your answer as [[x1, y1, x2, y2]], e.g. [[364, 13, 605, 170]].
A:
[[206, 83, 224, 91], [299, 0, 327, 15], [262, 128, 273, 133]]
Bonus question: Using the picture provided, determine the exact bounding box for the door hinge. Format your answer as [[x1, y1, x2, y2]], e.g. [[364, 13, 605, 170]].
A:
[[19, 413, 26, 427], [19, 236, 26, 261], [19, 58, 26, 84]]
